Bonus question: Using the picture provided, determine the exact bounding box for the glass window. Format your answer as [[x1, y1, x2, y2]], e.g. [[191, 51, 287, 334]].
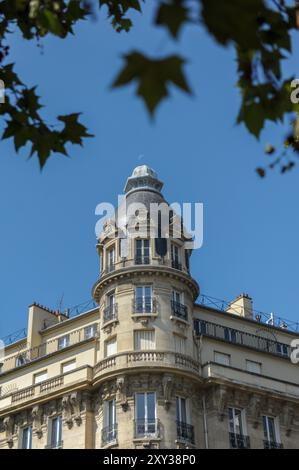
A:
[[171, 244, 180, 262], [84, 324, 97, 340], [57, 335, 69, 350], [135, 286, 153, 313], [62, 360, 76, 374], [214, 351, 230, 366], [246, 360, 261, 374], [135, 239, 150, 263], [34, 370, 48, 384], [263, 416, 278, 443], [16, 353, 27, 368], [50, 416, 62, 449], [228, 408, 244, 435], [174, 335, 186, 355], [172, 290, 182, 304], [21, 426, 32, 449], [107, 246, 115, 271], [134, 330, 155, 350], [135, 392, 156, 436], [176, 397, 187, 423], [224, 328, 237, 343], [105, 337, 117, 357]]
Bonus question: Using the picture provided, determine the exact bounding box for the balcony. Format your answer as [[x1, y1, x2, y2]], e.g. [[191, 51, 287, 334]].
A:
[[171, 300, 188, 321], [134, 419, 160, 439], [132, 297, 157, 315], [194, 319, 291, 359], [263, 440, 284, 449], [229, 432, 250, 449], [135, 256, 150, 265], [45, 440, 63, 449], [103, 304, 118, 324], [102, 424, 118, 446], [171, 259, 182, 271], [176, 421, 195, 444]]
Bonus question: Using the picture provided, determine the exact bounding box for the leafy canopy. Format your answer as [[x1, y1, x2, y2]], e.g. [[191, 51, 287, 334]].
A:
[[0, 0, 298, 174]]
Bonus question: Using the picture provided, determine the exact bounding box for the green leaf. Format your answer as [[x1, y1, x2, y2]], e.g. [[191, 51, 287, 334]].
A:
[[155, 1, 189, 38], [112, 52, 191, 115]]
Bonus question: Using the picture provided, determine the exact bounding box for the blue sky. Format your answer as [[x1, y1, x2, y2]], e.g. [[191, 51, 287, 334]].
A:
[[0, 3, 299, 339]]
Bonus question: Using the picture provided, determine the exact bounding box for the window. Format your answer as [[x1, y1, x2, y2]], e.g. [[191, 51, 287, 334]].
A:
[[246, 360, 261, 374], [84, 324, 97, 340], [105, 337, 117, 357], [224, 328, 237, 343], [172, 290, 182, 304], [276, 343, 289, 357], [135, 392, 157, 437], [107, 246, 115, 272], [171, 291, 187, 320], [228, 408, 244, 435], [134, 330, 155, 351], [135, 286, 153, 313], [102, 399, 117, 444], [174, 335, 186, 355], [176, 397, 194, 443], [21, 426, 32, 449], [34, 370, 48, 384], [135, 239, 150, 264], [15, 353, 28, 368], [176, 397, 187, 423], [49, 416, 62, 449], [263, 416, 280, 447], [104, 292, 117, 323], [61, 360, 76, 374], [171, 244, 181, 269], [214, 351, 230, 366], [57, 335, 69, 350]]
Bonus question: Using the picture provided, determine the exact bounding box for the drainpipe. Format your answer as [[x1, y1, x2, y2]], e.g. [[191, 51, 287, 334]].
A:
[[202, 393, 209, 449]]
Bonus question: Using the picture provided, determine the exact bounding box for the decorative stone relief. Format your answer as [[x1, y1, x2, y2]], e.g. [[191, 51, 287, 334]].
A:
[[3, 415, 14, 448], [32, 405, 43, 439], [116, 376, 128, 411], [162, 374, 174, 410]]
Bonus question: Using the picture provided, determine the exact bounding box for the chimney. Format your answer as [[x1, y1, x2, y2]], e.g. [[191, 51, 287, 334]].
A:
[[226, 293, 253, 319]]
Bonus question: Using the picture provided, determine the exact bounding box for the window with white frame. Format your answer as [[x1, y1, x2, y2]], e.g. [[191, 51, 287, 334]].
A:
[[21, 426, 32, 449], [174, 335, 186, 355], [172, 290, 183, 305], [84, 324, 97, 340], [135, 239, 150, 264], [134, 330, 155, 351], [135, 392, 157, 436], [34, 370, 48, 384], [214, 351, 230, 366], [106, 245, 115, 271], [49, 415, 62, 449], [246, 360, 262, 374], [171, 243, 181, 268], [228, 408, 245, 435], [263, 416, 280, 444], [57, 335, 69, 350], [176, 397, 188, 424], [135, 285, 153, 313], [61, 360, 76, 374], [103, 399, 117, 443], [105, 337, 117, 357]]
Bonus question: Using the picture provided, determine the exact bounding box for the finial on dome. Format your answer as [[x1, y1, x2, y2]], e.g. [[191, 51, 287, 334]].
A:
[[124, 165, 163, 195]]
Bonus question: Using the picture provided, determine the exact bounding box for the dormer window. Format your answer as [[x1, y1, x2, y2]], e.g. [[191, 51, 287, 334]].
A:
[[135, 239, 150, 265]]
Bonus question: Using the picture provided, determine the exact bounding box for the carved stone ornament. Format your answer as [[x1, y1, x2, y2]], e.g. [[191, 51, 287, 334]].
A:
[[162, 374, 174, 410], [3, 416, 14, 448], [117, 376, 128, 411], [248, 394, 262, 429], [70, 392, 82, 426], [32, 405, 43, 439]]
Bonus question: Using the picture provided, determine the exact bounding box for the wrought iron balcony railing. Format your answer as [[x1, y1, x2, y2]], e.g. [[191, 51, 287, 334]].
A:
[[103, 304, 118, 324], [132, 297, 157, 314], [263, 440, 284, 449], [134, 419, 160, 438], [135, 256, 150, 265], [102, 424, 118, 445], [45, 440, 63, 449], [176, 421, 195, 444], [171, 259, 182, 271], [229, 432, 250, 449], [171, 301, 188, 321], [194, 319, 291, 359]]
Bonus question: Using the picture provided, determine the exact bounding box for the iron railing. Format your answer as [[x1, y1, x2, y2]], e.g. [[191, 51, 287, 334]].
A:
[[171, 301, 188, 321], [171, 260, 182, 271], [135, 256, 150, 265], [45, 440, 63, 449], [103, 304, 118, 324], [263, 440, 284, 449], [134, 419, 160, 438], [194, 319, 290, 359], [229, 432, 250, 449], [176, 421, 195, 444], [102, 424, 118, 445], [133, 297, 157, 314]]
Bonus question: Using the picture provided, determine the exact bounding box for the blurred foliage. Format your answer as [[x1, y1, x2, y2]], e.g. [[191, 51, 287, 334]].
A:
[[0, 0, 298, 172]]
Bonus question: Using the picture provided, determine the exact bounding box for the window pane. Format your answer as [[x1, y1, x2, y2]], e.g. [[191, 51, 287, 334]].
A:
[[136, 393, 145, 421], [147, 392, 156, 421]]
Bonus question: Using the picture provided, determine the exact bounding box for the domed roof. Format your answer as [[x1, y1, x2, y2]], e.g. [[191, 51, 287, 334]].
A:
[[124, 164, 163, 195]]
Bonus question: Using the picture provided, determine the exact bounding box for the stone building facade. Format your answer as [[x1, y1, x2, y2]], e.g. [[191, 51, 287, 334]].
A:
[[0, 165, 298, 449]]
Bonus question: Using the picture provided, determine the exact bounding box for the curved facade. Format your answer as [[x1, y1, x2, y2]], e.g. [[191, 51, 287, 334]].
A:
[[1, 166, 299, 449]]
